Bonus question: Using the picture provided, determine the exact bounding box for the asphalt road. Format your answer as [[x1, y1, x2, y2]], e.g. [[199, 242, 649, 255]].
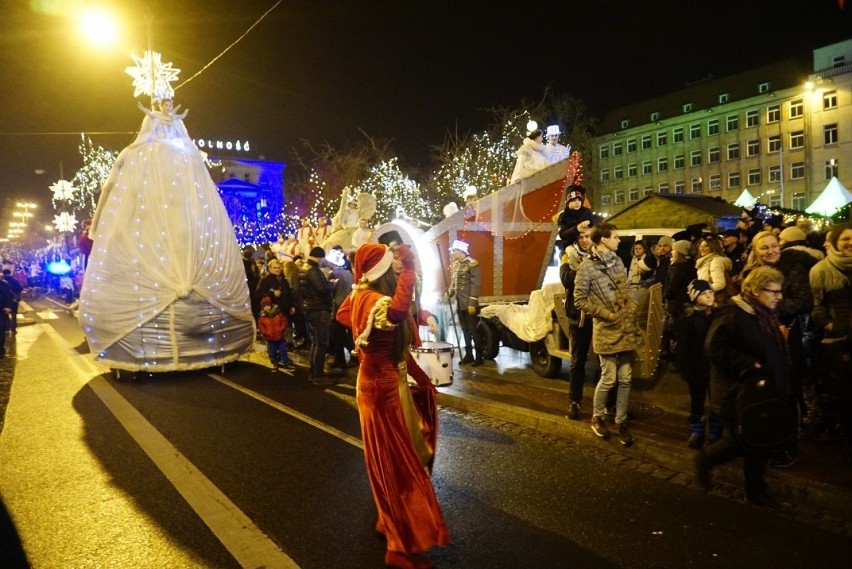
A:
[[1, 298, 851, 568]]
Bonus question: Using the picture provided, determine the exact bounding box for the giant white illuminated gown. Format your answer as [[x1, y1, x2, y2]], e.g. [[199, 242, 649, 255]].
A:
[[80, 103, 255, 371]]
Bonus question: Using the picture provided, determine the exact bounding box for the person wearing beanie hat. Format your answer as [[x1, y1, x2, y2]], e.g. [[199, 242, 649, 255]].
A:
[[448, 239, 484, 365], [675, 279, 717, 448], [257, 294, 294, 372], [721, 229, 747, 276], [672, 240, 692, 257], [557, 184, 595, 250], [661, 239, 698, 360], [778, 226, 806, 246], [300, 242, 336, 385], [510, 124, 550, 183], [335, 243, 450, 566], [651, 235, 674, 289]]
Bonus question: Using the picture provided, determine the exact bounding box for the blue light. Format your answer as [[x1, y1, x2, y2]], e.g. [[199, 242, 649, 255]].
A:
[[46, 260, 72, 275]]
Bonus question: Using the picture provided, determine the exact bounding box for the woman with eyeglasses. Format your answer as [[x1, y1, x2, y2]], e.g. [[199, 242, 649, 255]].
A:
[[809, 223, 852, 463], [697, 266, 790, 509]]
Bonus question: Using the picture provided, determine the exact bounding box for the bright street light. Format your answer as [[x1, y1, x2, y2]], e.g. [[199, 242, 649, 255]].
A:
[[78, 8, 121, 48]]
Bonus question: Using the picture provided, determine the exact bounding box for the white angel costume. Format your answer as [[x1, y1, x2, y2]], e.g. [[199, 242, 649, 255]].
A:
[[80, 102, 255, 371], [510, 138, 551, 183]]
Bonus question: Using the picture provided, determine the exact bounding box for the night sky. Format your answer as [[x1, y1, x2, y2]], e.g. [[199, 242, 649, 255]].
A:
[[1, 0, 850, 211]]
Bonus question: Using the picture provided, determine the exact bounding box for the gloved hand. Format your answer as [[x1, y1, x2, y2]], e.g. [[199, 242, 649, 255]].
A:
[[395, 244, 416, 270], [467, 305, 476, 316]]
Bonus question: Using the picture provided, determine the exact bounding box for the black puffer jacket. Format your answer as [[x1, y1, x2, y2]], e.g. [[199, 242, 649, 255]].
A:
[[300, 260, 333, 313]]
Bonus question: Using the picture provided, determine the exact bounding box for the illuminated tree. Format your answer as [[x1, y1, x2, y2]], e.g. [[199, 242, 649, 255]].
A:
[[355, 157, 436, 224], [68, 135, 118, 217]]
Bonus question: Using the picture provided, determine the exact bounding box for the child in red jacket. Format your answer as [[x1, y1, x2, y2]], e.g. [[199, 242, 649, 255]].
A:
[[258, 297, 294, 371]]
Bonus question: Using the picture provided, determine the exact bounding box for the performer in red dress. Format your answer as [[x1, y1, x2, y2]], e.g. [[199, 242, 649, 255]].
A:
[[337, 243, 449, 569]]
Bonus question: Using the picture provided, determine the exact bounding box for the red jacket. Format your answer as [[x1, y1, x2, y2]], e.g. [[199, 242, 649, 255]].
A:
[[258, 312, 287, 342]]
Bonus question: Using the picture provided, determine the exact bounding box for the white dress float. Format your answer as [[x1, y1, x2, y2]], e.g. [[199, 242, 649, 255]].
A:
[[80, 104, 255, 371]]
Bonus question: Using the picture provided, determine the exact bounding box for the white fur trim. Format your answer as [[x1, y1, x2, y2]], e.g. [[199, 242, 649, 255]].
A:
[[361, 248, 394, 283]]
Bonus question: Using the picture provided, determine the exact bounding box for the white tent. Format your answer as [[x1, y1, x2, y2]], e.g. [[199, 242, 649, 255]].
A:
[[805, 177, 852, 216], [734, 188, 758, 207]]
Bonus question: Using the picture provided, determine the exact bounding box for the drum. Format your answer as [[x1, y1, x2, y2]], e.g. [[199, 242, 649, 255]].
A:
[[410, 341, 454, 386]]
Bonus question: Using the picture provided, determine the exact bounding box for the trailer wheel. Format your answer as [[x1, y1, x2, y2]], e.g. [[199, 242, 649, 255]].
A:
[[478, 319, 500, 360], [529, 340, 561, 378]]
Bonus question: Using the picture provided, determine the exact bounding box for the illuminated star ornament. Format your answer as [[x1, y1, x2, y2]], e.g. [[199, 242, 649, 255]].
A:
[[53, 212, 78, 233], [50, 180, 77, 202], [125, 50, 180, 100]]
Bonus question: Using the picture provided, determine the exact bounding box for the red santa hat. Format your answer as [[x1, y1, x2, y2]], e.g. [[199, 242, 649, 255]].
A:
[[353, 243, 394, 284]]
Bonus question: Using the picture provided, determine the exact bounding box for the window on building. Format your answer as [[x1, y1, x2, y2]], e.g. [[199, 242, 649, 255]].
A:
[[615, 190, 625, 204], [792, 192, 805, 210], [659, 183, 669, 194], [768, 165, 781, 183], [627, 138, 637, 153], [727, 143, 740, 160], [708, 146, 721, 163], [790, 131, 804, 149], [673, 128, 684, 143], [621, 120, 630, 129], [674, 154, 685, 169], [832, 55, 845, 68], [824, 123, 838, 145], [601, 169, 610, 182], [707, 119, 720, 136], [641, 135, 652, 150], [746, 110, 759, 128], [628, 163, 637, 177], [709, 174, 721, 191], [657, 131, 667, 146], [758, 82, 770, 94], [825, 160, 838, 180], [690, 150, 702, 167], [823, 90, 837, 110], [601, 195, 611, 206], [791, 161, 804, 180], [789, 98, 803, 119], [613, 143, 623, 156], [683, 103, 693, 113], [747, 139, 760, 157], [767, 104, 780, 123], [689, 123, 701, 139], [719, 93, 730, 104], [728, 171, 741, 188], [675, 180, 685, 194], [614, 166, 624, 179], [643, 186, 654, 197], [726, 115, 739, 131], [748, 168, 761, 185], [768, 193, 782, 208], [691, 177, 703, 193], [642, 161, 652, 175], [650, 112, 660, 122], [599, 145, 609, 159], [658, 157, 668, 172], [629, 187, 639, 202], [768, 135, 781, 153]]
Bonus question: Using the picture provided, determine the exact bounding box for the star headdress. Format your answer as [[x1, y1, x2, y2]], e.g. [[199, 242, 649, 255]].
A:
[[125, 50, 180, 101]]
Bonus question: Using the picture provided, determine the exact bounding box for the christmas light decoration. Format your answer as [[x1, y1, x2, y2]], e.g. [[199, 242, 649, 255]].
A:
[[53, 212, 78, 233], [50, 180, 76, 202], [125, 50, 181, 101], [354, 158, 436, 223]]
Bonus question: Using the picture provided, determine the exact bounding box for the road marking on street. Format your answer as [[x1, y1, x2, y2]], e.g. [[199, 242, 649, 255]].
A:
[[41, 325, 302, 569], [207, 373, 364, 450]]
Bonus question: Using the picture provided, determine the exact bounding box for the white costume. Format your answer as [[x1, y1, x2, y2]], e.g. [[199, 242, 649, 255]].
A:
[[544, 142, 571, 163], [510, 138, 551, 183], [81, 101, 254, 371]]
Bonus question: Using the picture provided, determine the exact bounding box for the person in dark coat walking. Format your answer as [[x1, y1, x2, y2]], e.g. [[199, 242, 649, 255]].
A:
[[301, 247, 336, 385], [2, 269, 23, 334], [0, 277, 13, 356], [697, 266, 790, 509]]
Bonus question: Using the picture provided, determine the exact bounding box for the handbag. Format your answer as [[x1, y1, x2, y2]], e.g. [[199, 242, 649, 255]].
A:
[[735, 376, 797, 449]]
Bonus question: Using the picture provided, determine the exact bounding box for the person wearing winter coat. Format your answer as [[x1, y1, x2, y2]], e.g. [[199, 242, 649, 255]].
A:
[[510, 129, 551, 183], [662, 240, 698, 359], [257, 297, 293, 370], [695, 236, 734, 305], [697, 267, 790, 509], [560, 229, 594, 420], [675, 280, 718, 448], [627, 240, 658, 289], [742, 230, 819, 467], [809, 223, 852, 463], [256, 259, 296, 322], [557, 184, 595, 248], [574, 223, 644, 446]]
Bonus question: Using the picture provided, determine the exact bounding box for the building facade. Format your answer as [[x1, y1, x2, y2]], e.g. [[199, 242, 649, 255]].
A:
[[592, 39, 851, 216]]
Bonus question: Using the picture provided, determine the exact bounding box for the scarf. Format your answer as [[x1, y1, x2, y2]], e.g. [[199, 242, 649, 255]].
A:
[[591, 247, 619, 271], [825, 247, 852, 285], [743, 293, 789, 362]]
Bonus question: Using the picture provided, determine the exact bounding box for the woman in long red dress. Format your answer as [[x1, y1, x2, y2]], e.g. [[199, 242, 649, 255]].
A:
[[337, 243, 449, 569]]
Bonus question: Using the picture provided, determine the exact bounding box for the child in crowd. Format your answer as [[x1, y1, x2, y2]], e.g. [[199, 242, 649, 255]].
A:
[[257, 297, 294, 371], [675, 279, 720, 447], [557, 184, 595, 249]]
